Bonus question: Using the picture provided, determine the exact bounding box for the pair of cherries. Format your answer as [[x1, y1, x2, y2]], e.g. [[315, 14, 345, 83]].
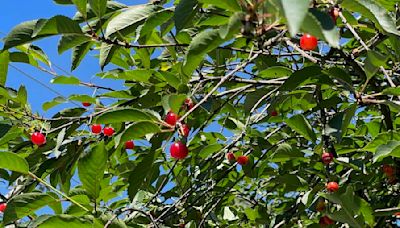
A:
[[226, 152, 249, 165], [91, 125, 114, 136]]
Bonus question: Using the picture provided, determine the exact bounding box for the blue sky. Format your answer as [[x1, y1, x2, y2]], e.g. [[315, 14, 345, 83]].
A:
[[1, 0, 148, 117]]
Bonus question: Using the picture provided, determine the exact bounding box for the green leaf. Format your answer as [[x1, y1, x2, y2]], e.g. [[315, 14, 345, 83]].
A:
[[28, 215, 93, 228], [78, 141, 107, 199], [99, 69, 154, 82], [128, 149, 157, 200], [72, 0, 88, 19], [139, 8, 174, 38], [198, 0, 241, 12], [159, 71, 182, 89], [51, 76, 80, 85], [364, 50, 388, 80], [258, 66, 293, 79], [20, 45, 51, 66], [69, 94, 96, 103], [326, 112, 344, 141], [99, 43, 119, 70], [363, 130, 400, 152], [326, 67, 354, 92], [382, 87, 400, 96], [3, 20, 40, 50], [375, 0, 400, 10], [0, 127, 23, 146], [0, 124, 12, 140], [16, 85, 27, 105], [162, 94, 187, 113], [58, 35, 91, 54], [4, 193, 60, 224], [270, 143, 305, 163], [328, 210, 363, 228], [120, 122, 160, 143], [360, 198, 374, 226], [342, 0, 400, 36], [199, 144, 223, 158], [372, 141, 400, 163], [321, 186, 370, 228], [9, 52, 38, 66], [174, 0, 198, 32], [0, 152, 29, 174], [219, 12, 243, 39], [0, 51, 9, 86], [33, 15, 83, 37], [183, 29, 225, 75], [95, 108, 159, 124], [71, 41, 93, 71], [3, 16, 83, 50], [105, 4, 159, 38], [341, 104, 357, 138], [281, 0, 311, 36], [280, 66, 322, 91], [301, 9, 340, 48], [88, 0, 107, 18], [43, 96, 67, 111], [244, 90, 270, 114], [286, 114, 317, 142]]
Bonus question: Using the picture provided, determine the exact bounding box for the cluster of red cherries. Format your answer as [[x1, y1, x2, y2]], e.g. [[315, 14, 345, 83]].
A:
[[165, 98, 194, 160], [223, 110, 278, 166], [318, 151, 339, 226], [30, 102, 135, 150]]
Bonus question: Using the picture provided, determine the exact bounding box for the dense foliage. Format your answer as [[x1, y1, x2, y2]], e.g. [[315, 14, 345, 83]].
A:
[[0, 0, 400, 227]]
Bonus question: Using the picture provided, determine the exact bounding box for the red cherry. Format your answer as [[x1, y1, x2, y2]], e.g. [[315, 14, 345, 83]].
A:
[[184, 98, 194, 110], [383, 164, 395, 177], [0, 203, 6, 213], [319, 216, 334, 226], [103, 127, 115, 136], [326, 182, 339, 192], [31, 132, 46, 146], [300, 34, 318, 51], [237, 155, 249, 165], [316, 200, 326, 212], [388, 176, 397, 185], [125, 141, 135, 150], [170, 141, 189, 160], [321, 152, 334, 165], [82, 102, 91, 107], [226, 152, 236, 161], [329, 8, 339, 23], [180, 124, 190, 137], [91, 124, 102, 134], [270, 110, 278, 117], [165, 111, 179, 126]]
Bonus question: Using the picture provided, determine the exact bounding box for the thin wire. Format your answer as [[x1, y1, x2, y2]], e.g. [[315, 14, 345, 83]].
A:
[[1, 30, 81, 107], [9, 64, 81, 107]]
